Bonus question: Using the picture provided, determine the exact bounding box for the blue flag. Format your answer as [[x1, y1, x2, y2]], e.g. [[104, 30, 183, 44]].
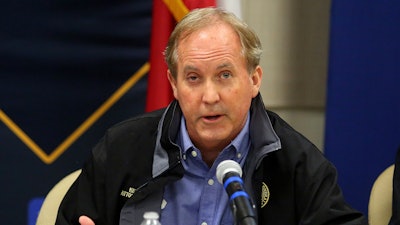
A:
[[325, 1, 400, 215]]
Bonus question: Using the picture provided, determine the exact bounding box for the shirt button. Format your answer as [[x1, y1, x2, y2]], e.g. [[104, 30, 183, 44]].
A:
[[201, 222, 207, 225], [208, 179, 214, 185], [237, 153, 242, 159], [191, 150, 198, 157]]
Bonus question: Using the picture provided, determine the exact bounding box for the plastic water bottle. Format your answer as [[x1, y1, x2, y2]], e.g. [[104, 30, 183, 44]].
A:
[[140, 211, 161, 225]]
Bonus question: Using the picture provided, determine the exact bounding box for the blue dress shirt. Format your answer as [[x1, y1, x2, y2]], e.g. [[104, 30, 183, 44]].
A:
[[160, 113, 251, 225]]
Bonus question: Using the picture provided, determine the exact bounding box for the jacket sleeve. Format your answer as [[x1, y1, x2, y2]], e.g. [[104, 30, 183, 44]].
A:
[[264, 111, 367, 225], [56, 136, 108, 225], [296, 158, 367, 225]]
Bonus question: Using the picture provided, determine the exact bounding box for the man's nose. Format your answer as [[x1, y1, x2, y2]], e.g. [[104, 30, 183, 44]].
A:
[[202, 81, 220, 104]]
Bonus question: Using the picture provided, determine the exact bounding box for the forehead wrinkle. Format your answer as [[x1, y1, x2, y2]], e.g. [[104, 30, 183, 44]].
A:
[[182, 53, 238, 71], [185, 50, 229, 60]]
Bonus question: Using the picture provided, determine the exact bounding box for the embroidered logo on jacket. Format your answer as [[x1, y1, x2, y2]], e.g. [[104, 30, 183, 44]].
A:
[[120, 187, 136, 198], [261, 182, 270, 208]]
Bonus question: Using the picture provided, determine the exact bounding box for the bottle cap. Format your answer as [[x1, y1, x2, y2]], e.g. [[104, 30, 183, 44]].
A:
[[143, 211, 159, 220]]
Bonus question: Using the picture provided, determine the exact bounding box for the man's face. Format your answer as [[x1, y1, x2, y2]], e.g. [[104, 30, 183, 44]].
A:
[[168, 22, 262, 152]]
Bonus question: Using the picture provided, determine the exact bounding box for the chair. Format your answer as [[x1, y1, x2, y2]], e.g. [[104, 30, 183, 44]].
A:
[[36, 169, 81, 225], [368, 165, 394, 225]]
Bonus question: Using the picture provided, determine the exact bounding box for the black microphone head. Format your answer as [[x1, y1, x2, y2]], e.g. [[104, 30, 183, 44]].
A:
[[216, 160, 243, 184]]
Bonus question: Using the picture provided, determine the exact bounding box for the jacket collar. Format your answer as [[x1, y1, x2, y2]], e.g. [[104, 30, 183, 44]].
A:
[[248, 93, 281, 167], [152, 101, 182, 178]]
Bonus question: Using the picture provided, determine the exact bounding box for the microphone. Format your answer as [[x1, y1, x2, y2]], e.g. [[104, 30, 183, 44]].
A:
[[216, 160, 257, 225]]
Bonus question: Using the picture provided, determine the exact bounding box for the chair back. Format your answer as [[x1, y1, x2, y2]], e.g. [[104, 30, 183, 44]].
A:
[[368, 165, 394, 225], [36, 169, 81, 225]]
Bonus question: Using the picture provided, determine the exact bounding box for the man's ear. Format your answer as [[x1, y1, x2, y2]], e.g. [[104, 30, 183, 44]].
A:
[[251, 65, 263, 97], [167, 69, 178, 99]]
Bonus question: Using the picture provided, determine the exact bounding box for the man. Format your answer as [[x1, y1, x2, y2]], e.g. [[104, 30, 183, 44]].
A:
[[56, 7, 366, 225]]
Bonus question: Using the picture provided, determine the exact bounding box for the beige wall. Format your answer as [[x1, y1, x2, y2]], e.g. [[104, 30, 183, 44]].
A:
[[242, 1, 331, 150]]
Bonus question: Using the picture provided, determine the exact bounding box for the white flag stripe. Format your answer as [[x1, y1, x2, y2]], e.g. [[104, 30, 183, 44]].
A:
[[217, 0, 242, 19]]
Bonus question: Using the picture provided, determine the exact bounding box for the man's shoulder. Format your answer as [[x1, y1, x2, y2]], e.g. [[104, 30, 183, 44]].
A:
[[265, 110, 297, 135], [266, 109, 320, 153], [107, 109, 165, 137]]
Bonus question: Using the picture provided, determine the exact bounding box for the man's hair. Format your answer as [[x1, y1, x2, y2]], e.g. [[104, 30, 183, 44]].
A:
[[164, 7, 263, 78]]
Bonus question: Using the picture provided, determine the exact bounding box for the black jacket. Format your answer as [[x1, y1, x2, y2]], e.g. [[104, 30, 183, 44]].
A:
[[57, 94, 366, 225], [389, 146, 400, 225]]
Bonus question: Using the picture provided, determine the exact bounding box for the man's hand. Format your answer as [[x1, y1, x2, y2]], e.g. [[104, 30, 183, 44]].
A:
[[79, 215, 95, 225]]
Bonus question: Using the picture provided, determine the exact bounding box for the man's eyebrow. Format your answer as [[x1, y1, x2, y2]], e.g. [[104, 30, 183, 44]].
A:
[[183, 63, 233, 73], [183, 65, 199, 73], [216, 63, 233, 70]]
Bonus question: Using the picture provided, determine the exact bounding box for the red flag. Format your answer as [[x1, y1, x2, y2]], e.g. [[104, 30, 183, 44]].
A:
[[146, 0, 216, 112]]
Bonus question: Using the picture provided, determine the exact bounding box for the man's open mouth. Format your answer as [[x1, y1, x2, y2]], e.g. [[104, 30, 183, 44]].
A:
[[204, 115, 221, 120]]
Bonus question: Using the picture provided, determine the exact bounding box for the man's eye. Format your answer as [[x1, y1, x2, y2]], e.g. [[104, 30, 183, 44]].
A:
[[220, 71, 232, 79], [187, 75, 198, 81]]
